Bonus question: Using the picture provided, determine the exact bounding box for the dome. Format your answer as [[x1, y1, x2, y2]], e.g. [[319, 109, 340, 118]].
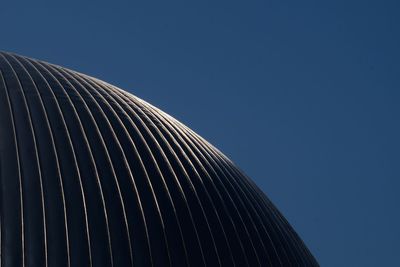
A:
[[0, 51, 318, 266]]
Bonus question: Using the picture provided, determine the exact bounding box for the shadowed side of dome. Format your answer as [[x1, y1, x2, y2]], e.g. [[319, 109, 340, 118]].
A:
[[0, 51, 318, 267]]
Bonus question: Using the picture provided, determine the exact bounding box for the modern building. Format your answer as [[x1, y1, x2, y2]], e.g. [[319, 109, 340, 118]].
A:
[[0, 51, 318, 266]]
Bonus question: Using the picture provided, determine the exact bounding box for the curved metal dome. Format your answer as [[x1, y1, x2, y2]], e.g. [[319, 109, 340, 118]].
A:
[[0, 51, 317, 267]]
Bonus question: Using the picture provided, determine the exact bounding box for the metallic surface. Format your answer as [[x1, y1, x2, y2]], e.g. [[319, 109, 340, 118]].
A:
[[0, 51, 318, 266]]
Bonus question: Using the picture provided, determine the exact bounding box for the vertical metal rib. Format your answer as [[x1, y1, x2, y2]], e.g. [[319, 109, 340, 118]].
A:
[[0, 70, 25, 267]]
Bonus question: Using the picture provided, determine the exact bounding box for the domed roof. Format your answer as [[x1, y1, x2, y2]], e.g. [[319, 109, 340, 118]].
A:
[[0, 51, 318, 266]]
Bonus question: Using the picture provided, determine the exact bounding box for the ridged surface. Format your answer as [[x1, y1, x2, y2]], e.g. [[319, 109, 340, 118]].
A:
[[0, 51, 318, 267]]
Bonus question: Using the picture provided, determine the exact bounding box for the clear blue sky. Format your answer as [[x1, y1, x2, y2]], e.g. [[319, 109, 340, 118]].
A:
[[1, 1, 399, 266]]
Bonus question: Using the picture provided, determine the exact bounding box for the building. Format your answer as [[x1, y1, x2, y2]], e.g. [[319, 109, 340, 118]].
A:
[[0, 51, 318, 266]]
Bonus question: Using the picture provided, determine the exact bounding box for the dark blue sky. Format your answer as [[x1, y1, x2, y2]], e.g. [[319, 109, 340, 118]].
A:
[[2, 1, 399, 266]]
